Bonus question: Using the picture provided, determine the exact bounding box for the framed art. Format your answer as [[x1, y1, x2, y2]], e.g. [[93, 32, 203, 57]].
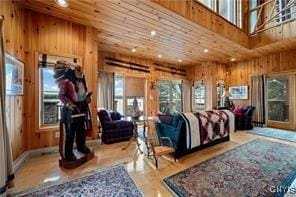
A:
[[5, 52, 24, 95], [229, 85, 248, 100]]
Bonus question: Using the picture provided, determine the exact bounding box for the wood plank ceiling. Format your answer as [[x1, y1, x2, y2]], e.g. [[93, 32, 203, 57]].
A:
[[17, 0, 295, 65]]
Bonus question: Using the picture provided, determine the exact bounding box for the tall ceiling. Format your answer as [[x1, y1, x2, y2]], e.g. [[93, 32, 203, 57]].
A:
[[18, 0, 295, 66]]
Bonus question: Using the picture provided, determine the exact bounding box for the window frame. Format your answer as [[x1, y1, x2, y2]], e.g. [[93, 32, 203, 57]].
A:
[[192, 80, 206, 111], [196, 0, 243, 29], [217, 80, 225, 108], [37, 52, 81, 132], [113, 74, 146, 117], [157, 79, 183, 114]]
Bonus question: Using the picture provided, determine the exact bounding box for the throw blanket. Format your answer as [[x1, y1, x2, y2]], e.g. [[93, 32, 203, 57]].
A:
[[181, 110, 234, 149], [180, 113, 201, 149]]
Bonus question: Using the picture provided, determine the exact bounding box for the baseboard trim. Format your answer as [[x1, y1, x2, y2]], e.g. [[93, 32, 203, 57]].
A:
[[13, 140, 100, 172]]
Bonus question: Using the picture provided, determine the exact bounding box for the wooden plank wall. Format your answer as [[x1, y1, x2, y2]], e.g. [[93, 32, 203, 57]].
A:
[[152, 0, 249, 47], [229, 49, 296, 106], [0, 1, 26, 160], [98, 51, 190, 116], [187, 61, 228, 109], [0, 1, 98, 160], [24, 10, 98, 150]]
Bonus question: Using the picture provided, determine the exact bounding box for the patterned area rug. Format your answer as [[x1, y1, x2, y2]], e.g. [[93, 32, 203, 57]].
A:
[[163, 139, 296, 197], [16, 165, 143, 197], [247, 127, 296, 143]]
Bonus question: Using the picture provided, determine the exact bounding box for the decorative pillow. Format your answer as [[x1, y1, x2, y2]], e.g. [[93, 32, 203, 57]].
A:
[[233, 106, 244, 115], [158, 114, 174, 125]]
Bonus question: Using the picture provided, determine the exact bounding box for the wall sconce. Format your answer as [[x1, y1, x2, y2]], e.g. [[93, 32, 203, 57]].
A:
[[150, 80, 156, 90]]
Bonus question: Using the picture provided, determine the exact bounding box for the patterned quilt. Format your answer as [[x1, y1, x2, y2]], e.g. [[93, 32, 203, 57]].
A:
[[181, 110, 234, 149]]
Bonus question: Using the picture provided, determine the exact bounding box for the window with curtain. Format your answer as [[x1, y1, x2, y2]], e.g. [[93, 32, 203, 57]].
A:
[[158, 80, 182, 113], [113, 75, 145, 116], [39, 54, 77, 127], [124, 76, 145, 117], [193, 81, 206, 110]]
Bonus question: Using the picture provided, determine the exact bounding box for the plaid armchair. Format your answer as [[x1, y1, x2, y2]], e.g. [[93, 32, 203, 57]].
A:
[[98, 109, 134, 144]]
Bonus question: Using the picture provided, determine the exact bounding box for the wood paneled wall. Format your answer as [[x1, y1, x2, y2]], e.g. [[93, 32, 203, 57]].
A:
[[24, 11, 98, 150], [98, 51, 190, 116], [1, 1, 98, 160], [152, 0, 249, 47], [187, 61, 228, 109], [229, 49, 296, 106], [1, 1, 26, 160]]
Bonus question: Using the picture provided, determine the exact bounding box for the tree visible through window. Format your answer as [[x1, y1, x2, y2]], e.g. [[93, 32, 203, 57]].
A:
[[158, 80, 182, 113], [267, 77, 289, 122]]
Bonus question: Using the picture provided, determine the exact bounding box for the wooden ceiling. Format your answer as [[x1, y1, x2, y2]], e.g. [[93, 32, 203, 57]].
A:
[[17, 0, 296, 66]]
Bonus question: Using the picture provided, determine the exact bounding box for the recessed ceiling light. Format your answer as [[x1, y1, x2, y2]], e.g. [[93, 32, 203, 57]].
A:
[[230, 58, 236, 62], [178, 59, 182, 63], [158, 54, 162, 58], [151, 31, 156, 36], [204, 49, 209, 53], [132, 48, 136, 52], [55, 0, 68, 7]]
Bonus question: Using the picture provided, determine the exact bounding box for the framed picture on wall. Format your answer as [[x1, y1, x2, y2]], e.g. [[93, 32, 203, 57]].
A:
[[5, 52, 24, 95], [229, 85, 248, 100]]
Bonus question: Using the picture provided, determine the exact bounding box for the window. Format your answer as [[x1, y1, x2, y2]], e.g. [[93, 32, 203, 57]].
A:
[[158, 80, 182, 113], [40, 66, 60, 126], [114, 74, 124, 115], [276, 0, 296, 22], [199, 0, 216, 11], [217, 81, 225, 108], [126, 97, 145, 117], [196, 0, 242, 28], [219, 0, 242, 28], [114, 75, 146, 116], [39, 54, 76, 127], [249, 0, 258, 33], [193, 81, 206, 110]]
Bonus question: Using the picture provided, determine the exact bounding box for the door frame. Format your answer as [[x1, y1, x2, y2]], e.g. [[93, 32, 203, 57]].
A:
[[265, 73, 295, 130]]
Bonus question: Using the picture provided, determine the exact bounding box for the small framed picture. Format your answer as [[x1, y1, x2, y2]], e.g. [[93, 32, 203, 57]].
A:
[[229, 86, 248, 100], [5, 52, 24, 95]]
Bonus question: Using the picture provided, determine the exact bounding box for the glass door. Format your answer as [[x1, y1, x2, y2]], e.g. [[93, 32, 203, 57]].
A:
[[266, 74, 295, 130]]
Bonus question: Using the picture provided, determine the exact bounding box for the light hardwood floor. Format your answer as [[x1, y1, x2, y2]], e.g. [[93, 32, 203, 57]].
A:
[[9, 131, 296, 196]]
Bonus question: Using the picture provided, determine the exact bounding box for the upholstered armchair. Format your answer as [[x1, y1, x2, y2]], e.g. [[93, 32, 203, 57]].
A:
[[98, 109, 133, 144], [233, 105, 256, 130], [155, 114, 185, 158]]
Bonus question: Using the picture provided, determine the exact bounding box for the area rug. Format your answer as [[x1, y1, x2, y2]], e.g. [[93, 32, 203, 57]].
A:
[[163, 139, 296, 197], [247, 127, 296, 143], [16, 165, 143, 197]]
